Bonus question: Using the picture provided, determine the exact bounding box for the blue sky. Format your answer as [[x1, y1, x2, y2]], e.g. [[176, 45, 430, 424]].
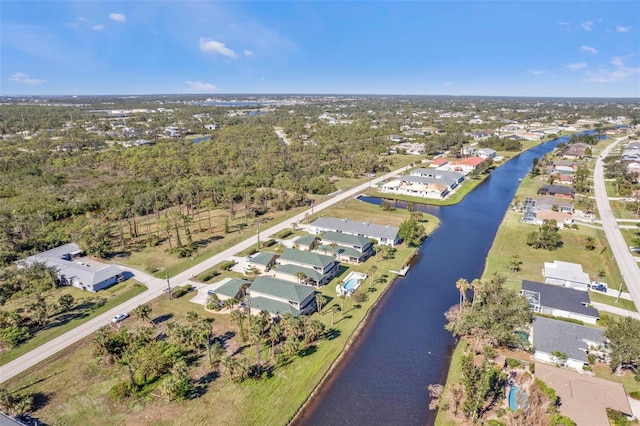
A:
[[1, 1, 639, 97]]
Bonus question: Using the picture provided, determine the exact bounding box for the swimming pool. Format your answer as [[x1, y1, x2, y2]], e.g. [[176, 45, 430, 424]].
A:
[[344, 278, 361, 292], [508, 385, 527, 411], [340, 271, 367, 295]]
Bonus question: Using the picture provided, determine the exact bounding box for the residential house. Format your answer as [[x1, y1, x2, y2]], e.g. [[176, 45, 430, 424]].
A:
[[429, 158, 450, 169], [380, 169, 464, 199], [293, 235, 318, 251], [521, 280, 599, 324], [274, 248, 339, 286], [309, 217, 401, 247], [519, 132, 544, 141], [537, 185, 575, 199], [450, 157, 486, 174], [390, 142, 426, 155], [563, 143, 590, 160], [246, 276, 316, 317], [531, 316, 605, 371], [477, 147, 497, 159], [542, 260, 591, 291], [471, 130, 493, 140], [317, 231, 373, 264], [246, 252, 278, 273], [211, 278, 250, 301], [18, 243, 125, 292]]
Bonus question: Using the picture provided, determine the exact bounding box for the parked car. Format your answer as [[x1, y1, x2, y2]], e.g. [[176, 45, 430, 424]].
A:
[[590, 282, 608, 292], [111, 313, 129, 323], [629, 246, 640, 253]]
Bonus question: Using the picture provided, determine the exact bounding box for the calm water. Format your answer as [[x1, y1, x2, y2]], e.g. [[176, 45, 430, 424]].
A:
[[293, 136, 576, 425]]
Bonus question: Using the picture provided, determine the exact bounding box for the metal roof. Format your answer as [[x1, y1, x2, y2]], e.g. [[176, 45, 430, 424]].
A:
[[310, 217, 399, 241]]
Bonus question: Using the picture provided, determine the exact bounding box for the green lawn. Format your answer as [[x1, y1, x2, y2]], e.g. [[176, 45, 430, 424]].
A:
[[0, 280, 146, 366], [589, 292, 638, 312], [483, 210, 623, 291]]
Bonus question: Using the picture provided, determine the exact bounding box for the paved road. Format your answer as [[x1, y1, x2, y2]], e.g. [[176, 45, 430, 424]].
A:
[[592, 302, 640, 320], [0, 164, 409, 383], [593, 137, 640, 311]]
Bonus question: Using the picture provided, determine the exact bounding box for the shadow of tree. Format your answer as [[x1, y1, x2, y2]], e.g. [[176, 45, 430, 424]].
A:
[[152, 313, 174, 325], [323, 328, 341, 341], [297, 344, 317, 358]]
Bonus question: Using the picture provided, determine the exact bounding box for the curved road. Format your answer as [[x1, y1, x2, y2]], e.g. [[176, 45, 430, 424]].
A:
[[0, 164, 411, 383], [594, 136, 640, 310]]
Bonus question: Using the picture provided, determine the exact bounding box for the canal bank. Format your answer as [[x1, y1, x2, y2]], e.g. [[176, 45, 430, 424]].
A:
[[292, 136, 572, 425]]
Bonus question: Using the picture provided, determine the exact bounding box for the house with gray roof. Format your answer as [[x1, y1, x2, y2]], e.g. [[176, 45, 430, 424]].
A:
[[532, 316, 605, 371], [276, 248, 339, 286], [477, 147, 497, 159], [521, 280, 599, 324], [542, 260, 591, 291], [212, 278, 251, 301], [318, 231, 373, 264], [18, 243, 125, 292], [247, 276, 316, 317], [247, 252, 278, 273], [310, 217, 400, 247], [293, 235, 318, 251]]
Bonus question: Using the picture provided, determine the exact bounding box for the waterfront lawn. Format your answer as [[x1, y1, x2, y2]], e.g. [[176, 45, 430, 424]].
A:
[[434, 339, 468, 426], [6, 202, 435, 425], [307, 197, 439, 232], [483, 210, 623, 292], [0, 280, 146, 366]]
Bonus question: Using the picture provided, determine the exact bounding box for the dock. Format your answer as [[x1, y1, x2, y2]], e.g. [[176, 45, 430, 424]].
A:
[[390, 265, 410, 277]]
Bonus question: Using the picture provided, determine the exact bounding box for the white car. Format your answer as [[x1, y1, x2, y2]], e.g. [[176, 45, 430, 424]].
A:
[[111, 313, 129, 323]]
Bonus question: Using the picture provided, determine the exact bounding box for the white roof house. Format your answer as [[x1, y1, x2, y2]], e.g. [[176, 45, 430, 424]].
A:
[[542, 260, 590, 291], [309, 217, 400, 247], [18, 243, 126, 292]]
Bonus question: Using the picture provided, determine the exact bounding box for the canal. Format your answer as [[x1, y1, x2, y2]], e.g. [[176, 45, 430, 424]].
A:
[[293, 136, 572, 425]]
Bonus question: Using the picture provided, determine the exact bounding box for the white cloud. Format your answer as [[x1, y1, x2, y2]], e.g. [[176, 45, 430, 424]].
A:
[[617, 26, 631, 33], [91, 25, 106, 31], [10, 72, 46, 85], [185, 80, 217, 91], [528, 69, 548, 75], [199, 38, 237, 58], [581, 45, 598, 54], [566, 62, 588, 70], [585, 56, 640, 83], [109, 13, 126, 23], [78, 17, 88, 22], [581, 20, 594, 31], [444, 81, 454, 86], [243, 49, 254, 57]]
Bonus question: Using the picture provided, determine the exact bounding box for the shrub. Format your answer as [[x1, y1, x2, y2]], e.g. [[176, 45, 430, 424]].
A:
[[506, 358, 521, 368], [109, 381, 134, 401], [277, 229, 293, 239], [171, 285, 192, 299], [201, 270, 219, 282], [262, 239, 276, 247], [220, 260, 236, 271]]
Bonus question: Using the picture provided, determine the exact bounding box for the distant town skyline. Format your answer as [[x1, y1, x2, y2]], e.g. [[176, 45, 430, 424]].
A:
[[1, 1, 639, 98]]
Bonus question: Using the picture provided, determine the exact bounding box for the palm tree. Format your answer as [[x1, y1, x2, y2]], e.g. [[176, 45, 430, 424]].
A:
[[368, 265, 378, 288], [315, 293, 325, 314], [508, 254, 523, 273], [132, 303, 154, 326], [329, 242, 338, 258], [295, 271, 306, 284], [470, 279, 483, 306], [455, 278, 471, 308], [268, 323, 283, 359], [230, 310, 247, 341]]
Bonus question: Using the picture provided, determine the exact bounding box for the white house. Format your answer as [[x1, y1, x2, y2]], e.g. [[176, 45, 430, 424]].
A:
[[521, 280, 599, 324], [542, 260, 591, 291], [309, 217, 400, 247]]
